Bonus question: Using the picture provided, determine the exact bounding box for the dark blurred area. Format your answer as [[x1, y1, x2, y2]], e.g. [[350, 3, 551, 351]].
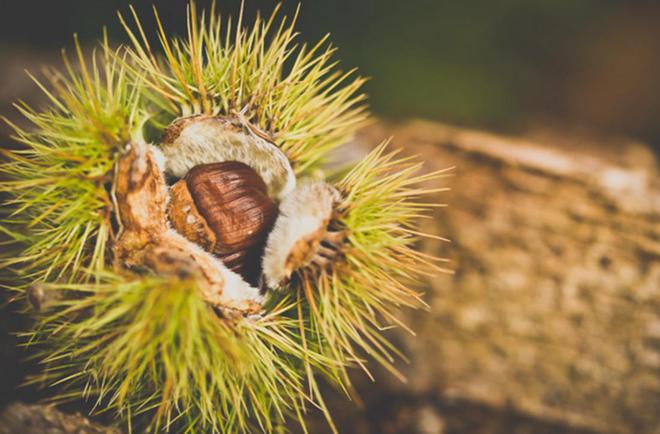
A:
[[1, 0, 659, 149]]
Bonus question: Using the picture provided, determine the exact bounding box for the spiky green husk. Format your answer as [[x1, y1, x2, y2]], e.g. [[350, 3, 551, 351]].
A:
[[121, 3, 369, 173], [294, 142, 451, 381], [1, 35, 141, 285], [26, 274, 341, 433], [1, 3, 445, 433]]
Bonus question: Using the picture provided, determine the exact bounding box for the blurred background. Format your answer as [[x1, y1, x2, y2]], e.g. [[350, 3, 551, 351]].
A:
[[1, 1, 658, 434], [1, 0, 660, 148]]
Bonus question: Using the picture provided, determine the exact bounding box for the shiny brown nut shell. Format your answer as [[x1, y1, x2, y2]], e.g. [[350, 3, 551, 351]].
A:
[[168, 161, 278, 284]]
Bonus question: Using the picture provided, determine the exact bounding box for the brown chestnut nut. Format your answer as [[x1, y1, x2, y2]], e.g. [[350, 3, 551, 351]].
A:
[[168, 161, 278, 285]]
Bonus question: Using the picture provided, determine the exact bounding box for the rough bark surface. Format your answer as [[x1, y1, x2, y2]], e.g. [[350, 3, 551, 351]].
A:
[[0, 403, 117, 434], [353, 120, 660, 434]]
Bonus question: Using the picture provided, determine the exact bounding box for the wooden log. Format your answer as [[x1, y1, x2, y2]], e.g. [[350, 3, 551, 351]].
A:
[[354, 120, 660, 434], [0, 403, 117, 434]]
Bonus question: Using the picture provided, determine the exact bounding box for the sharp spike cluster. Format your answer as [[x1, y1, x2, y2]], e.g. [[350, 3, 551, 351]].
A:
[[0, 3, 448, 434]]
